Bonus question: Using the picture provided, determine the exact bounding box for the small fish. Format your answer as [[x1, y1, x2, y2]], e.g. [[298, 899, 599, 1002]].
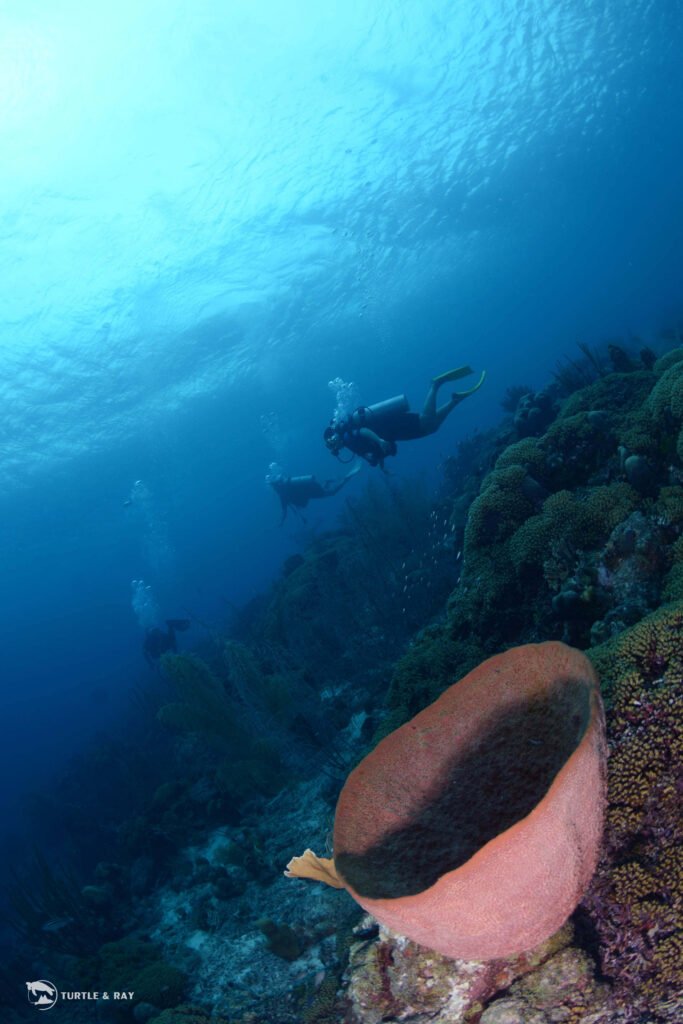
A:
[[42, 916, 74, 933]]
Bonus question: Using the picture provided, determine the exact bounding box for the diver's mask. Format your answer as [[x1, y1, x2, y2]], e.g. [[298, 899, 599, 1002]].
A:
[[323, 426, 343, 455]]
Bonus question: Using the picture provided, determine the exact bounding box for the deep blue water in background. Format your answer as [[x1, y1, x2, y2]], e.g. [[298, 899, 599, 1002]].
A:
[[1, 0, 682, 835]]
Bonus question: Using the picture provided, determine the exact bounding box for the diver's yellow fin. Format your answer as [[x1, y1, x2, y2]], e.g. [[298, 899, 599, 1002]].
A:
[[432, 365, 473, 385], [284, 849, 345, 889], [454, 369, 486, 398]]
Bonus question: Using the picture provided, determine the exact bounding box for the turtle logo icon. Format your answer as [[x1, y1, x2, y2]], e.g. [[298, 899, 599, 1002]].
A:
[[26, 980, 58, 1010]]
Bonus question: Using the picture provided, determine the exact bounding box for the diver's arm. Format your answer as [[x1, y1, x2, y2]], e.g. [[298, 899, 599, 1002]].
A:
[[358, 426, 384, 446], [323, 463, 361, 495], [358, 427, 397, 467], [323, 477, 348, 496], [357, 427, 385, 464]]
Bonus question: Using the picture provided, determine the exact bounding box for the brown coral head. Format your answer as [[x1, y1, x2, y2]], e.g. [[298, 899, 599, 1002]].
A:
[[333, 641, 606, 960]]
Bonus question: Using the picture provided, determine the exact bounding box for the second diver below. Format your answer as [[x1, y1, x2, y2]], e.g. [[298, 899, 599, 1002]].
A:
[[323, 365, 486, 469], [144, 618, 191, 667], [269, 463, 361, 524]]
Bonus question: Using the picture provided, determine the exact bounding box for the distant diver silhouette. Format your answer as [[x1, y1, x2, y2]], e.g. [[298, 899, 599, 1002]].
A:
[[269, 464, 361, 524], [323, 366, 486, 469], [144, 618, 190, 666]]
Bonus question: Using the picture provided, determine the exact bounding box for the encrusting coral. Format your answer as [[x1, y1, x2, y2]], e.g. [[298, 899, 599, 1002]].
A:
[[440, 359, 683, 654], [148, 1008, 231, 1024], [98, 936, 188, 1011], [157, 653, 283, 801], [583, 602, 683, 1019], [157, 654, 248, 748], [343, 919, 583, 1024]]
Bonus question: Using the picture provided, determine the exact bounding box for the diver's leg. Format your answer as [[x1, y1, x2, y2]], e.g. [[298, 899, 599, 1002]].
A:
[[432, 394, 461, 430], [418, 394, 457, 435], [322, 461, 362, 496], [420, 370, 486, 434], [308, 480, 327, 499], [419, 380, 444, 433], [323, 476, 349, 497], [421, 380, 439, 421]]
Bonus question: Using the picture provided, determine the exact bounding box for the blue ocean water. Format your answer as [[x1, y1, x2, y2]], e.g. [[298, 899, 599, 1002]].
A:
[[0, 0, 681, 843]]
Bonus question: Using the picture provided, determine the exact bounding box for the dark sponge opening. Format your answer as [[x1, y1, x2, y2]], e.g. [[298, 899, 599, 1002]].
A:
[[336, 677, 591, 899]]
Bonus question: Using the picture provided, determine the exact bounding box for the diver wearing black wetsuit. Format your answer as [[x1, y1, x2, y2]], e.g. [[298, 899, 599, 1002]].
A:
[[269, 464, 361, 524], [323, 365, 486, 469], [144, 618, 190, 666]]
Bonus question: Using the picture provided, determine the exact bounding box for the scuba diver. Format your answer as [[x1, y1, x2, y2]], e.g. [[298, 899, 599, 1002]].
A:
[[144, 618, 191, 667], [323, 365, 486, 469], [268, 463, 361, 524]]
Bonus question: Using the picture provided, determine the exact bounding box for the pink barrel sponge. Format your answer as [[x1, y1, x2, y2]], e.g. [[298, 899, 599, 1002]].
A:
[[288, 641, 607, 960]]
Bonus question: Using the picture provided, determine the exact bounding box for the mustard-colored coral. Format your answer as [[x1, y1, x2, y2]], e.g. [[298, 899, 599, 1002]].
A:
[[585, 603, 683, 1013], [591, 602, 683, 689], [606, 734, 667, 840], [610, 863, 660, 904], [641, 933, 683, 1007], [302, 974, 342, 1024]]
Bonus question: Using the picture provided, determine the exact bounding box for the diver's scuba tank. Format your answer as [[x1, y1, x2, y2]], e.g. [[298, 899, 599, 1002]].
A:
[[289, 475, 315, 486], [349, 394, 409, 429]]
